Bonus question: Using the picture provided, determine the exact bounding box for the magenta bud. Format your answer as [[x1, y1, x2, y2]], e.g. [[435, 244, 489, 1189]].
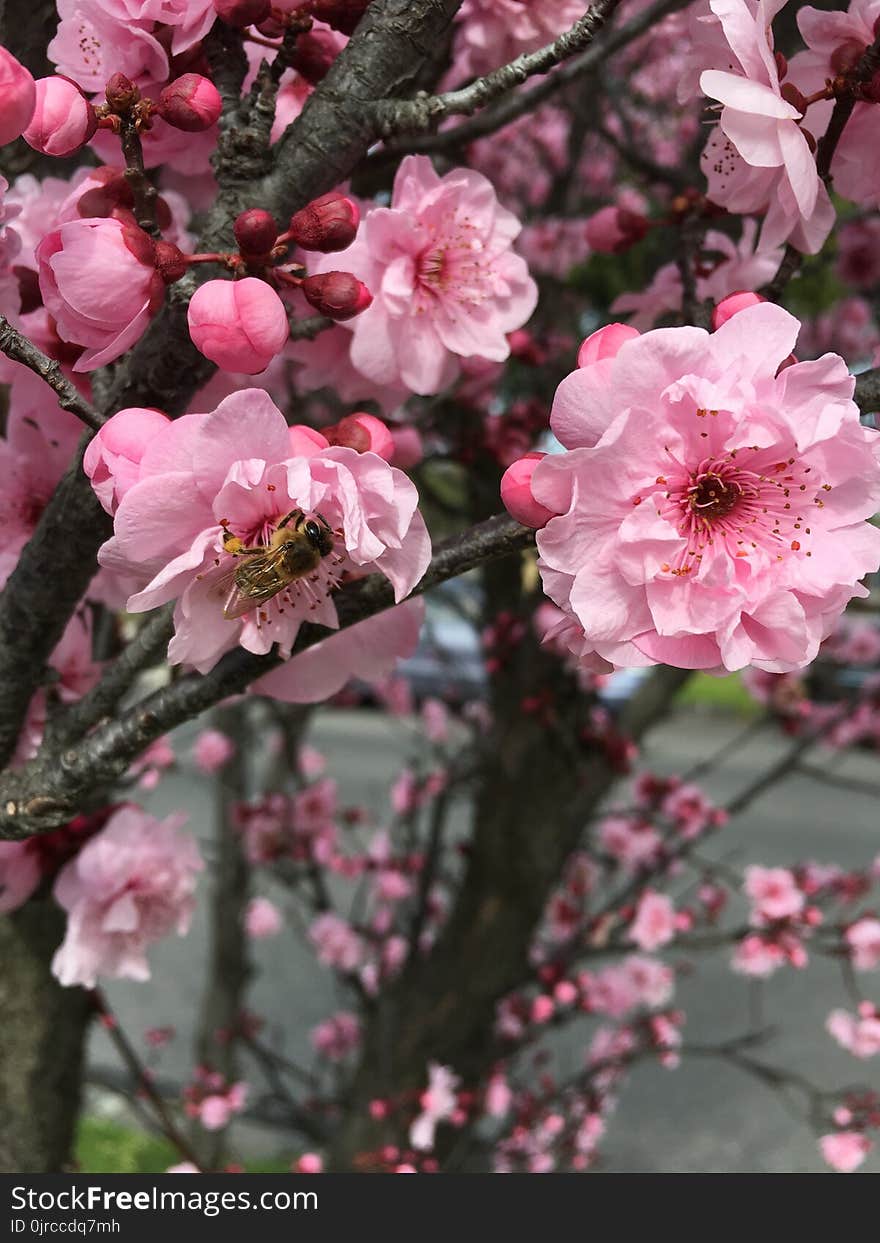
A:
[[154, 240, 187, 284], [105, 72, 140, 111], [157, 73, 222, 132], [290, 28, 341, 84], [306, 0, 372, 36], [711, 290, 766, 330], [301, 270, 372, 319], [233, 208, 278, 256], [501, 453, 554, 529], [213, 0, 272, 26], [289, 192, 360, 253]]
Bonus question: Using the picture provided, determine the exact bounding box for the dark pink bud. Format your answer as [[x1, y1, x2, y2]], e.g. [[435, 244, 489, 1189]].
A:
[[290, 28, 342, 84], [234, 208, 278, 256], [301, 270, 372, 319], [23, 77, 97, 156], [289, 192, 360, 252], [585, 205, 648, 254], [154, 240, 187, 284], [830, 39, 866, 74], [501, 453, 554, 529], [105, 72, 140, 111], [213, 0, 272, 26], [158, 73, 222, 132], [324, 412, 394, 458], [711, 290, 766, 330], [306, 0, 372, 36]]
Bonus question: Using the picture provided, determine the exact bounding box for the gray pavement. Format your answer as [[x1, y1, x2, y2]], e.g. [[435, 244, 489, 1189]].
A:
[[88, 706, 880, 1173]]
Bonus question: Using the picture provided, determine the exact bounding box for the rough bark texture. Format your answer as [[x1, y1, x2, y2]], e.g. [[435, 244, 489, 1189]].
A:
[[0, 899, 91, 1172]]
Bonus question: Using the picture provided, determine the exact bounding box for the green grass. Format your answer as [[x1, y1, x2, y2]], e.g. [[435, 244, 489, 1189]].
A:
[[75, 1116, 294, 1174], [674, 671, 760, 717]]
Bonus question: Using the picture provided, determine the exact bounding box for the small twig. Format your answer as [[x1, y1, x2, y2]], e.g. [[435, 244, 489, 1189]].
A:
[[375, 0, 620, 135], [119, 117, 159, 237], [0, 317, 104, 432], [89, 988, 206, 1170], [855, 366, 880, 414]]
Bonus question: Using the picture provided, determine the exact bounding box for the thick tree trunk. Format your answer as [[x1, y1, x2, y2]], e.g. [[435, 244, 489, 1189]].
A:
[[0, 898, 91, 1172]]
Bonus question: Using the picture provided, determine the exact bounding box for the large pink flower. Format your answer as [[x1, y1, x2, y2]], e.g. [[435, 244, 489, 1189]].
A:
[[49, 0, 170, 91], [51, 804, 203, 988], [36, 216, 165, 370], [94, 390, 431, 699], [698, 0, 834, 252], [530, 304, 880, 673], [320, 155, 537, 396]]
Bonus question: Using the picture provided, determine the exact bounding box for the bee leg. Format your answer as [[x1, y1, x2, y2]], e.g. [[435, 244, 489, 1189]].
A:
[[276, 509, 304, 532]]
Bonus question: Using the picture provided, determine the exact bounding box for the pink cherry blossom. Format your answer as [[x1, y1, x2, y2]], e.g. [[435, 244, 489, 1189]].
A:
[[628, 891, 676, 952], [820, 1131, 872, 1173], [0, 48, 36, 146], [49, 0, 170, 92], [826, 1007, 880, 1059], [698, 0, 834, 252], [410, 1062, 460, 1151], [93, 390, 431, 695], [37, 217, 164, 370], [845, 917, 880, 970], [744, 865, 804, 922], [310, 1010, 361, 1060], [51, 805, 203, 988], [531, 303, 880, 674], [316, 155, 537, 396], [295, 1153, 324, 1173], [308, 911, 364, 972], [188, 278, 290, 374], [244, 896, 283, 938], [192, 727, 236, 774], [731, 933, 785, 977]]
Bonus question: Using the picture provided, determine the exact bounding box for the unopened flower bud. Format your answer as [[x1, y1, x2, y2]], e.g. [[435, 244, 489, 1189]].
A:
[[830, 39, 866, 75], [585, 204, 649, 254], [301, 270, 372, 319], [290, 28, 341, 84], [501, 453, 554, 529], [233, 208, 278, 256], [289, 192, 360, 252], [158, 73, 222, 132], [154, 240, 187, 284], [711, 290, 766, 330], [306, 0, 372, 36], [324, 412, 393, 458], [105, 72, 140, 111], [577, 322, 639, 367], [213, 0, 272, 26], [24, 76, 97, 156]]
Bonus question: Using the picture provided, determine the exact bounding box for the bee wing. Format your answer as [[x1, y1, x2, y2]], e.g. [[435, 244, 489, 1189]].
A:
[[222, 548, 292, 620]]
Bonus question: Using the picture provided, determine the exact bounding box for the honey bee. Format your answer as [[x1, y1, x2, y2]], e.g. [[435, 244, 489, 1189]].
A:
[[214, 509, 337, 620]]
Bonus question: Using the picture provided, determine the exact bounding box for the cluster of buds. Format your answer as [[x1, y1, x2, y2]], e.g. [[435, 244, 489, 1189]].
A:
[[98, 71, 222, 136], [186, 193, 371, 373]]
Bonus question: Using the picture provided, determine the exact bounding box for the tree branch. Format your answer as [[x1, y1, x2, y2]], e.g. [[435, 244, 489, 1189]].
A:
[[374, 1, 620, 135], [371, 0, 693, 160], [0, 317, 104, 432], [0, 514, 534, 838], [855, 367, 880, 414]]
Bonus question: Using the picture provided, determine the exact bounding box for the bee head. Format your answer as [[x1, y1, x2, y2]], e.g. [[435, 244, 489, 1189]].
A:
[[301, 514, 335, 557]]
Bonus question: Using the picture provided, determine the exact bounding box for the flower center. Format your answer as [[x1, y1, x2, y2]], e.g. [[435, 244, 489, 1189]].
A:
[[687, 472, 742, 519]]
